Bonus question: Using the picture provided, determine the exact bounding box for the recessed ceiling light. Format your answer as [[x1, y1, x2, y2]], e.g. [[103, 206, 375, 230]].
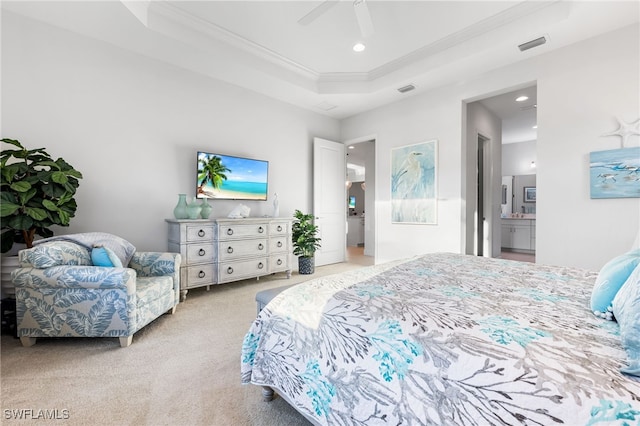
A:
[[533, 125, 538, 129], [516, 96, 529, 102], [353, 43, 366, 52], [348, 145, 355, 149]]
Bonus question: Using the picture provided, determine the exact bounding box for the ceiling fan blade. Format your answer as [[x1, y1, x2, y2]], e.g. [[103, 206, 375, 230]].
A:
[[353, 0, 374, 38], [298, 1, 339, 26]]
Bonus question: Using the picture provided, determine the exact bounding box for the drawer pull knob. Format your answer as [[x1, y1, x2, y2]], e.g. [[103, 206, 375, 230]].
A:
[[258, 226, 264, 233], [258, 262, 264, 269], [198, 249, 206, 256], [198, 229, 205, 237], [198, 270, 206, 278], [277, 259, 282, 266], [227, 267, 234, 275], [227, 246, 234, 254], [277, 241, 283, 248], [277, 225, 282, 232], [227, 229, 234, 236], [258, 243, 264, 250]]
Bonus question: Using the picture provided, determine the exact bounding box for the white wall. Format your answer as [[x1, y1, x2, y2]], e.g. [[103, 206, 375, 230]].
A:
[[502, 141, 537, 177], [1, 11, 340, 252], [342, 23, 639, 270]]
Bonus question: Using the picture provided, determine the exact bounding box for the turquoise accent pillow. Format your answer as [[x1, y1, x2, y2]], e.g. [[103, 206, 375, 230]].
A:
[[590, 249, 640, 317], [612, 263, 640, 377], [91, 246, 124, 268]]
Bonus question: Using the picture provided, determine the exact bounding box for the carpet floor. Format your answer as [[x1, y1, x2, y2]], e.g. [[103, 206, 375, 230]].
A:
[[0, 261, 367, 425]]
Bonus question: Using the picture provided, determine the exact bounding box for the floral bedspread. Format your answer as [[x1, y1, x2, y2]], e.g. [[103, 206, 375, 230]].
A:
[[241, 253, 640, 425]]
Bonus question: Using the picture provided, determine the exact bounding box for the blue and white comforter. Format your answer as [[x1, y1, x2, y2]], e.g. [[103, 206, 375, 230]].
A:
[[241, 253, 640, 425]]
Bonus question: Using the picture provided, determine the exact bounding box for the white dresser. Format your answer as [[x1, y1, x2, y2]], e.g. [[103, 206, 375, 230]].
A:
[[166, 217, 292, 300]]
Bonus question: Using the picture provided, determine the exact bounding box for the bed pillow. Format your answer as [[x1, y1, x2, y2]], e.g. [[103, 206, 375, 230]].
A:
[[590, 249, 640, 317], [91, 246, 124, 268], [612, 263, 640, 376]]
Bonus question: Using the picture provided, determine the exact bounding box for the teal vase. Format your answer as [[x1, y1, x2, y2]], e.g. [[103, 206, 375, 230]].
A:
[[173, 194, 189, 219], [200, 198, 213, 219], [187, 197, 202, 219]]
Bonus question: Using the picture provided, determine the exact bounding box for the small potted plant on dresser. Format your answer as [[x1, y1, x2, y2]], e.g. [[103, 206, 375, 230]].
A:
[[292, 210, 321, 275]]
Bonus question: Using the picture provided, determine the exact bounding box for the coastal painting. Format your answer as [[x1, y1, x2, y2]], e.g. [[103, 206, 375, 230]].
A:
[[197, 151, 269, 200], [590, 147, 640, 199], [391, 140, 437, 224]]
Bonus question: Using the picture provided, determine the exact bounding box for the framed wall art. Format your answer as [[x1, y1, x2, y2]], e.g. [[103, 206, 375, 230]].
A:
[[391, 139, 437, 224], [523, 186, 536, 202], [590, 147, 640, 199]]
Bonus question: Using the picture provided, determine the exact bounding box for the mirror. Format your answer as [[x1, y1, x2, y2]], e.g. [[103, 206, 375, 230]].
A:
[[502, 174, 536, 215]]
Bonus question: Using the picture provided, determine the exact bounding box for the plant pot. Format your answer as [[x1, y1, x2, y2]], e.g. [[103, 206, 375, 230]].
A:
[[1, 255, 19, 299], [298, 256, 315, 275]]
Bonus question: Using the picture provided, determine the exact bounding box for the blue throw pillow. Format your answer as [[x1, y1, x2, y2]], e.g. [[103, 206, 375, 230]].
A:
[[612, 263, 640, 377], [590, 249, 640, 317], [91, 246, 124, 268]]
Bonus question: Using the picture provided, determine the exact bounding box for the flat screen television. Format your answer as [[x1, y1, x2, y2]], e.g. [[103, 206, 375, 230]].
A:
[[196, 151, 269, 200]]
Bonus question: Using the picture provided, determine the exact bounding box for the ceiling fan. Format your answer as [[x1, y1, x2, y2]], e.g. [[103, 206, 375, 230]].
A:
[[298, 0, 374, 38]]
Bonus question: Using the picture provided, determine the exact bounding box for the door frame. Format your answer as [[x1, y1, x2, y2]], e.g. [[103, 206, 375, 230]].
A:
[[344, 134, 377, 260]]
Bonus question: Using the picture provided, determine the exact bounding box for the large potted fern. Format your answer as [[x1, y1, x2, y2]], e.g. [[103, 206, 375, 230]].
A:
[[292, 209, 321, 275], [0, 138, 83, 298]]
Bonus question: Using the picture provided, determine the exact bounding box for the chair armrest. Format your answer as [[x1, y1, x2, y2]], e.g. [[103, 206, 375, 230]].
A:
[[129, 252, 181, 277], [12, 266, 136, 292]]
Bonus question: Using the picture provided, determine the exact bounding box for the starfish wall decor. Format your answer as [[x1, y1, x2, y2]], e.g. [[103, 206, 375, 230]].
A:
[[600, 116, 640, 148]]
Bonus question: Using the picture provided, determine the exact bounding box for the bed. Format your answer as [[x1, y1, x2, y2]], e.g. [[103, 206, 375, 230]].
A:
[[241, 252, 640, 425]]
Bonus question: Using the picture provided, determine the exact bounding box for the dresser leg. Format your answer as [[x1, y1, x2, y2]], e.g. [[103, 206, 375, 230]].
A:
[[286, 270, 291, 279], [180, 290, 188, 302]]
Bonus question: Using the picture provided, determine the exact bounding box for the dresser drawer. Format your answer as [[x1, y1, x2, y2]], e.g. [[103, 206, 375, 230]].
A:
[[185, 243, 215, 264], [218, 258, 268, 283], [269, 221, 289, 236], [269, 236, 289, 253], [218, 223, 268, 240], [185, 225, 215, 242], [183, 264, 216, 288], [218, 239, 268, 261], [269, 254, 289, 273]]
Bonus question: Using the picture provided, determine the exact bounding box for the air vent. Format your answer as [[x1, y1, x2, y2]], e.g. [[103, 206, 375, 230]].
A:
[[518, 36, 547, 52], [397, 84, 416, 94]]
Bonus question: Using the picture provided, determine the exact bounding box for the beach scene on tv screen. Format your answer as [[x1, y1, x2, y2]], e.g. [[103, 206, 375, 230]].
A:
[[197, 152, 268, 200]]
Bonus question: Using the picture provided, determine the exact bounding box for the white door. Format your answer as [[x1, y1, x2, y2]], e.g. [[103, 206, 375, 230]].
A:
[[313, 138, 346, 266]]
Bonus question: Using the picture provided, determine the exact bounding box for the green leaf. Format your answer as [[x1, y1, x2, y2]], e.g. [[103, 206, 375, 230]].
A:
[[0, 201, 20, 217], [42, 199, 58, 211], [57, 209, 70, 225], [9, 181, 31, 192], [7, 215, 33, 231], [25, 207, 48, 221], [51, 171, 68, 184]]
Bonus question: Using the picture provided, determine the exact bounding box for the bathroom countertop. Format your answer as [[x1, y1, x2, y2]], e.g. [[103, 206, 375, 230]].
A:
[[502, 214, 536, 220]]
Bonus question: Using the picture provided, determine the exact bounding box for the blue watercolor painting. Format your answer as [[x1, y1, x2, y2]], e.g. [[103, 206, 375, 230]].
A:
[[590, 147, 640, 199], [391, 140, 437, 224]]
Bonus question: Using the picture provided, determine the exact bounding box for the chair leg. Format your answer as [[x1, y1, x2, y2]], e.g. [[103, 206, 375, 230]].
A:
[[119, 336, 133, 347], [170, 305, 177, 315], [20, 336, 36, 347]]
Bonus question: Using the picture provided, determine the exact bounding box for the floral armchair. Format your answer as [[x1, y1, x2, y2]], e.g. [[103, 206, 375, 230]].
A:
[[11, 234, 181, 347]]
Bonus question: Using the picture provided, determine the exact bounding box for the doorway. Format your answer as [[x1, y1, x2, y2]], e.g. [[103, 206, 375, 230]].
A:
[[465, 83, 538, 262], [476, 134, 490, 257], [345, 139, 375, 264]]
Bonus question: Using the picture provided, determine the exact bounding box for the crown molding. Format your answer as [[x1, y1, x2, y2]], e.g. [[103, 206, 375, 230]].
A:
[[140, 0, 568, 94]]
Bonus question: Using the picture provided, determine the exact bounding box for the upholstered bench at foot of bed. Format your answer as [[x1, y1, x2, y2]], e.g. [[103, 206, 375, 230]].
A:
[[255, 285, 294, 315]]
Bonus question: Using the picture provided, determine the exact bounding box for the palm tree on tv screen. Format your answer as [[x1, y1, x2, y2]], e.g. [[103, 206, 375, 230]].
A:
[[198, 155, 231, 196]]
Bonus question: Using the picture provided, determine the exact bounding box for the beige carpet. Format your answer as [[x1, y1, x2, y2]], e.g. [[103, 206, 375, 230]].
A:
[[0, 261, 368, 425]]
